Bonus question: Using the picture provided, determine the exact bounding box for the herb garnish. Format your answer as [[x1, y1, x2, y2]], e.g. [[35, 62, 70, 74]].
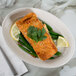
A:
[[27, 26, 47, 42]]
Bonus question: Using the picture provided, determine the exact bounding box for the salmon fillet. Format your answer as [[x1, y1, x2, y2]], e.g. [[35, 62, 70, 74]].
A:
[[16, 12, 57, 60]]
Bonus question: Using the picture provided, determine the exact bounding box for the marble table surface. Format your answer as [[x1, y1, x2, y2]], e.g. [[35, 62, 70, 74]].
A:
[[0, 0, 76, 76]]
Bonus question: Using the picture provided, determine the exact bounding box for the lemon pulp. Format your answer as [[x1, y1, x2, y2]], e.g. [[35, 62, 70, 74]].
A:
[[57, 36, 69, 47], [10, 23, 20, 41]]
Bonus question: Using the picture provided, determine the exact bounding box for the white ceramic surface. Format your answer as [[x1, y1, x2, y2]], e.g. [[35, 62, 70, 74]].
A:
[[2, 8, 75, 68]]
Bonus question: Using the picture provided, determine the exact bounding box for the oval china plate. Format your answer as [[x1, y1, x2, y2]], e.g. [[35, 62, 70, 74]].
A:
[[2, 8, 75, 68]]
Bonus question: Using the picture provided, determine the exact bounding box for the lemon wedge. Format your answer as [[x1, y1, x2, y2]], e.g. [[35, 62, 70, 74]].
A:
[[57, 36, 69, 47], [10, 23, 20, 41]]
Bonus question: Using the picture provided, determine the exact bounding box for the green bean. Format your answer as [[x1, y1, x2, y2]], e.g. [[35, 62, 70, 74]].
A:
[[44, 23, 53, 31], [49, 51, 61, 59], [49, 31, 63, 37], [55, 51, 61, 56], [51, 34, 58, 40], [49, 57, 55, 59], [18, 44, 37, 57], [18, 40, 25, 46]]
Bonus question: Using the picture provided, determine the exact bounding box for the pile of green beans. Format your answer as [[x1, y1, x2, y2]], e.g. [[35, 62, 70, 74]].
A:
[[18, 44, 37, 57], [18, 34, 37, 57], [40, 19, 63, 40], [18, 20, 62, 59]]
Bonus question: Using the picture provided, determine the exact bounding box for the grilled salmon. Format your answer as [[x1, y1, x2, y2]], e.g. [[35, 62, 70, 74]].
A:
[[16, 12, 57, 60]]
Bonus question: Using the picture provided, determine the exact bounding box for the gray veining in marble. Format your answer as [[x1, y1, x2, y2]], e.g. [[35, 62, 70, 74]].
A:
[[0, 0, 76, 76]]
